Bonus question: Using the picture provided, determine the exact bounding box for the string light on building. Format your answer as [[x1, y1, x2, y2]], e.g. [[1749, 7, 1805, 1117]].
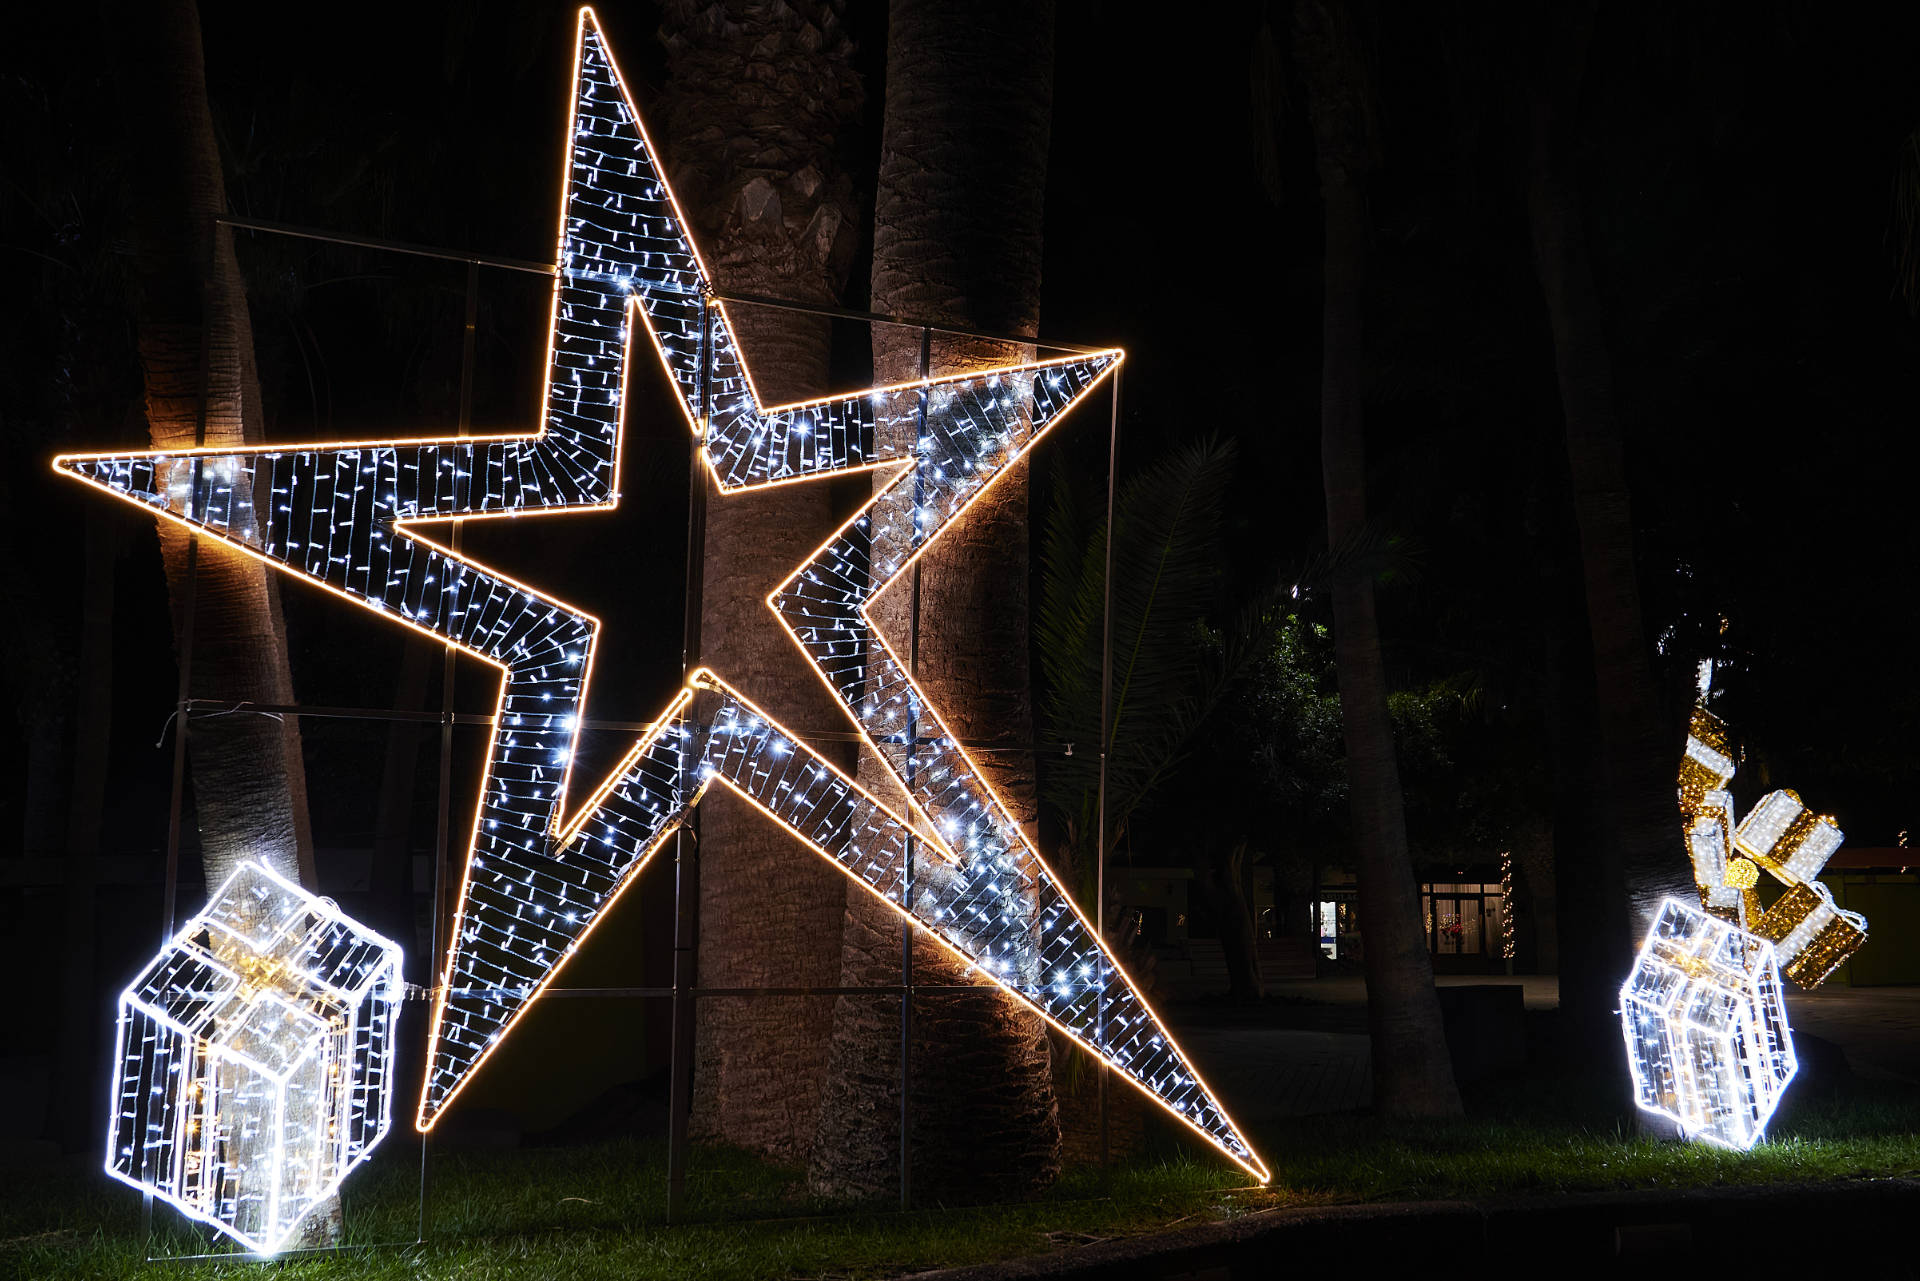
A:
[[1620, 897, 1795, 1151], [1498, 850, 1515, 962], [105, 862, 404, 1255], [56, 6, 1268, 1192]]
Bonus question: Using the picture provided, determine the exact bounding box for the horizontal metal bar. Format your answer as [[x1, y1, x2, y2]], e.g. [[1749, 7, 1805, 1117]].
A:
[[187, 698, 498, 728], [437, 985, 1009, 999], [217, 215, 554, 276], [211, 217, 1114, 353], [710, 290, 1109, 355], [1, 855, 169, 887], [182, 698, 1071, 753]]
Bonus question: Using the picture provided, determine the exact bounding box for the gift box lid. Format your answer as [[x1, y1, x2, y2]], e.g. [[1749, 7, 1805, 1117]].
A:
[[123, 862, 403, 1045]]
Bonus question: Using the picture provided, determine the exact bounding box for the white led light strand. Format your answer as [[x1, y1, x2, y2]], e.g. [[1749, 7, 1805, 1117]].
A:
[[58, 7, 1266, 1188], [106, 862, 404, 1254], [1622, 692, 1875, 1150], [1620, 897, 1795, 1151]]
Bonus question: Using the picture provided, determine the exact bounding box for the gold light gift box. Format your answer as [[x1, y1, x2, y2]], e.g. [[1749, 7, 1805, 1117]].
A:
[[1676, 706, 1866, 989]]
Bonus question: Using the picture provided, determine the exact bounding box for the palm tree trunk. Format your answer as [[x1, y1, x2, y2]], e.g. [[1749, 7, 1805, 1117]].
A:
[[809, 0, 1061, 1201], [116, 0, 315, 895], [1526, 6, 1681, 1063], [1201, 841, 1265, 1002], [115, 0, 330, 1244], [658, 0, 864, 1166], [1294, 0, 1462, 1118]]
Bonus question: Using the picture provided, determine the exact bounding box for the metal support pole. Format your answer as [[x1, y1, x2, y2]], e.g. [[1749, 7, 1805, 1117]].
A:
[[667, 295, 714, 1222], [159, 543, 197, 950], [1095, 367, 1121, 1171], [666, 820, 698, 1225], [900, 325, 932, 1209], [420, 259, 479, 1242]]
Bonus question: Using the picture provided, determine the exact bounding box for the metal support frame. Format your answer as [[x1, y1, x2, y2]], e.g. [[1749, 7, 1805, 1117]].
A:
[[665, 295, 715, 1222], [1096, 366, 1121, 1172], [419, 258, 479, 1241], [899, 325, 933, 1208], [144, 215, 1125, 1251], [172, 699, 1068, 753]]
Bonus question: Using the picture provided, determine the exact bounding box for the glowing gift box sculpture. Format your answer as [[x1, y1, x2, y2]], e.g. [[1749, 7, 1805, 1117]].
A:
[[1620, 897, 1796, 1150], [106, 861, 404, 1254], [1623, 685, 1874, 1150], [1676, 704, 1867, 988], [59, 6, 1267, 1196]]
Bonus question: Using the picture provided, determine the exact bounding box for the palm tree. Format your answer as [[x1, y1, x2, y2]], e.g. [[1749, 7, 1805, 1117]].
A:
[[1037, 439, 1243, 877], [657, 0, 865, 1167], [114, 0, 316, 896], [1525, 4, 1680, 1061], [1035, 436, 1254, 1152], [809, 0, 1061, 1201], [112, 0, 328, 1242], [1037, 438, 1267, 985], [1291, 0, 1462, 1118]]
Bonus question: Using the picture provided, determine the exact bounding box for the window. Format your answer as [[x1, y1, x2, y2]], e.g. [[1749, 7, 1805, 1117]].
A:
[[1421, 882, 1505, 958]]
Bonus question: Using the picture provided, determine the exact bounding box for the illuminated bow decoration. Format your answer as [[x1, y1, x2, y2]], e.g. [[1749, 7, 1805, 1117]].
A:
[[1678, 704, 1867, 988]]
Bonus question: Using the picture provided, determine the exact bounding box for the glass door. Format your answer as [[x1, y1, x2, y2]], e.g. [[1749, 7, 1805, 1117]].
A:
[[1426, 886, 1485, 956]]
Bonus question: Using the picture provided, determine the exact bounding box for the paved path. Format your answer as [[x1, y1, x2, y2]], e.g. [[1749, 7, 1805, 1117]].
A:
[[1171, 1028, 1370, 1123], [1783, 984, 1920, 1082], [1258, 974, 1563, 1010], [911, 1178, 1920, 1278], [1168, 974, 1920, 1118]]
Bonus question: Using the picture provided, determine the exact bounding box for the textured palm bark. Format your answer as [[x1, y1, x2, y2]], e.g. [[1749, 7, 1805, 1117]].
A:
[[1295, 0, 1462, 1118], [1528, 10, 1685, 958], [117, 0, 315, 893], [1204, 842, 1265, 1003], [808, 0, 1061, 1202], [658, 0, 864, 1165], [115, 0, 329, 1242]]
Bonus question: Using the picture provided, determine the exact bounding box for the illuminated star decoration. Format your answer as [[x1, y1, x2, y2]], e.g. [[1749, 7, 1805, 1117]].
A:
[[57, 7, 1267, 1183]]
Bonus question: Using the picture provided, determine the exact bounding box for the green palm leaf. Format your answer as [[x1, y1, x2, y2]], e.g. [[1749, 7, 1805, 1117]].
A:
[[1038, 436, 1252, 857]]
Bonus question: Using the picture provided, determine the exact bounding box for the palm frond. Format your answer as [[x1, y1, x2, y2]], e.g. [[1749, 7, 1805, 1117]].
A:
[[1037, 436, 1248, 845], [1290, 518, 1422, 592]]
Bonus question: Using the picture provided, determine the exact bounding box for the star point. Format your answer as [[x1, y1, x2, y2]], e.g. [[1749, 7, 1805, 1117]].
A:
[[56, 6, 1266, 1183]]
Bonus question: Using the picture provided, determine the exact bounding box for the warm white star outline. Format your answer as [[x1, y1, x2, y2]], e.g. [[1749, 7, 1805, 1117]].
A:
[[55, 8, 1267, 1181]]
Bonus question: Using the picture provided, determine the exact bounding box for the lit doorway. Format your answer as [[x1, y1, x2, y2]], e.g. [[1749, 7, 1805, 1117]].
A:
[[1421, 881, 1504, 972]]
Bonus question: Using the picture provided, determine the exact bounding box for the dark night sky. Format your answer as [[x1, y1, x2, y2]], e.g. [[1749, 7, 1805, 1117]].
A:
[[5, 0, 1918, 867]]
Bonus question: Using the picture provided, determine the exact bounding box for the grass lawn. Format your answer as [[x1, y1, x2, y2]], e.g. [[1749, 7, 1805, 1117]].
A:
[[8, 1071, 1919, 1279]]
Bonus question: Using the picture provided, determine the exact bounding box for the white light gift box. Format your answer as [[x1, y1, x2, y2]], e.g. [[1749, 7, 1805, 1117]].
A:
[[1620, 897, 1796, 1151], [106, 861, 404, 1255]]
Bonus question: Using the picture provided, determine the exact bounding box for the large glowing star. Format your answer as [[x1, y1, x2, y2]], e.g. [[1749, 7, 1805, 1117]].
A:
[[107, 861, 404, 1254], [56, 8, 1267, 1183]]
